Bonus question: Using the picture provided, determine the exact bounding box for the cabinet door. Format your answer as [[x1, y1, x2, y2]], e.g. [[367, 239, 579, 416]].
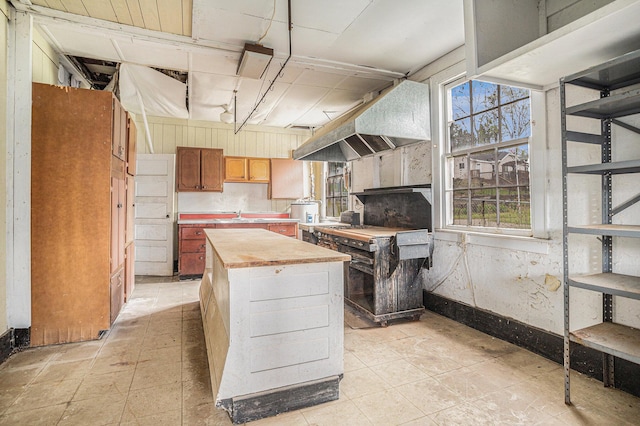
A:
[[111, 177, 126, 274], [224, 157, 248, 182], [249, 158, 270, 182], [110, 268, 125, 324], [125, 175, 135, 245], [268, 222, 297, 237], [201, 148, 224, 191], [177, 147, 202, 191], [179, 252, 206, 276], [125, 243, 135, 301], [112, 101, 127, 161], [126, 113, 137, 176]]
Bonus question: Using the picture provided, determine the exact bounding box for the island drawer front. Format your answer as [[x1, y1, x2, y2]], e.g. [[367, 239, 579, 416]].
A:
[[181, 239, 207, 253], [180, 225, 209, 239], [179, 252, 206, 275], [268, 223, 297, 237]]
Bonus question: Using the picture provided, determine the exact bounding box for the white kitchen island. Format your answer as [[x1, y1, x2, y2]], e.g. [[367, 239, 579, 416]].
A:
[[199, 228, 350, 424]]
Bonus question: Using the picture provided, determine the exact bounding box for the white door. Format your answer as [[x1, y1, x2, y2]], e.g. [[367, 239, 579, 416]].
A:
[[134, 154, 176, 276]]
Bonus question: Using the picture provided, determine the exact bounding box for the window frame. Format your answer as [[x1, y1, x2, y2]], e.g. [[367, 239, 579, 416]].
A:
[[442, 76, 540, 236], [324, 162, 348, 219]]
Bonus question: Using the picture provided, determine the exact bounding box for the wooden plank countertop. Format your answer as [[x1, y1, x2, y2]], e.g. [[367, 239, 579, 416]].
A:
[[205, 228, 350, 269], [314, 226, 414, 242]]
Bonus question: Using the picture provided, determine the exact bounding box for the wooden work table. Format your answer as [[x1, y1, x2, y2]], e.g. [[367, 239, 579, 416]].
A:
[[199, 229, 350, 424]]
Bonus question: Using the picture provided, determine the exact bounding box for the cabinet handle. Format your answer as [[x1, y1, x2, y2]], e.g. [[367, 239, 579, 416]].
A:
[[200, 244, 206, 249], [202, 185, 207, 189], [117, 203, 123, 208], [195, 231, 202, 235], [195, 185, 199, 189], [199, 256, 204, 260]]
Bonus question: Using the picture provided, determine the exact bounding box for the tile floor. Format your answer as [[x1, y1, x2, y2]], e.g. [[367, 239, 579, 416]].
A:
[[1, 279, 639, 425]]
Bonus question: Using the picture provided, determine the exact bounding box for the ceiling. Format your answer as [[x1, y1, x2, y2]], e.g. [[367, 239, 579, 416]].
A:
[[19, 0, 464, 130]]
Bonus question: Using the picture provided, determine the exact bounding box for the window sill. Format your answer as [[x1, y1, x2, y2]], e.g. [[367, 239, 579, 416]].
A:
[[434, 228, 550, 255]]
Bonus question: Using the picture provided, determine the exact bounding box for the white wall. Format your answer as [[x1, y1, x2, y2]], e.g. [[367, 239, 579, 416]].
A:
[[31, 26, 58, 85], [134, 115, 312, 213], [419, 48, 640, 336]]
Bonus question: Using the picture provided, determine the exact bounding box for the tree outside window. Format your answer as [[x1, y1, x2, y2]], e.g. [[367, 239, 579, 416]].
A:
[[447, 80, 531, 229]]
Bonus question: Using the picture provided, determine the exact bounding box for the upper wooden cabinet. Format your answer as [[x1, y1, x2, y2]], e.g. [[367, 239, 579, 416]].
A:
[[112, 100, 127, 161], [224, 156, 270, 183], [270, 158, 304, 199], [126, 113, 136, 176], [176, 147, 224, 192]]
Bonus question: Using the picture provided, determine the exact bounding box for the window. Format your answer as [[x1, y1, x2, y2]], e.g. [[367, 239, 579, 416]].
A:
[[326, 162, 348, 218], [446, 80, 531, 229]]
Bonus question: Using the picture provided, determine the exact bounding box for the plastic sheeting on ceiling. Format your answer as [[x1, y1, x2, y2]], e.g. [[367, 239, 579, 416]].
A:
[[119, 63, 189, 119]]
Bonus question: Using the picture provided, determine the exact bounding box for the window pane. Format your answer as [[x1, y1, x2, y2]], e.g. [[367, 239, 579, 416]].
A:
[[500, 85, 529, 103], [452, 190, 468, 226], [452, 155, 468, 189], [470, 188, 496, 227], [499, 187, 530, 228], [340, 197, 348, 214], [450, 81, 470, 119], [473, 109, 499, 146], [451, 117, 472, 152], [497, 145, 529, 186], [472, 81, 498, 113], [469, 149, 495, 187], [501, 99, 531, 141], [327, 199, 335, 217]]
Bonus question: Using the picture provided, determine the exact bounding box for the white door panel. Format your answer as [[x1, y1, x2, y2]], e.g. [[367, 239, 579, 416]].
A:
[[134, 154, 175, 276]]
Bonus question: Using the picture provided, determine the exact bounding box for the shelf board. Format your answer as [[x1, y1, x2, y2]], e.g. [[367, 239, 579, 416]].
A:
[[566, 88, 640, 119], [565, 131, 603, 144], [570, 322, 640, 364], [569, 273, 640, 299], [565, 49, 640, 90], [568, 224, 640, 238], [567, 160, 640, 175]]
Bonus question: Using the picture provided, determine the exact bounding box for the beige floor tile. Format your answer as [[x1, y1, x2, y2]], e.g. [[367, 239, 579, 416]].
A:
[[406, 352, 462, 377], [495, 347, 562, 378], [121, 407, 181, 425], [141, 332, 181, 350], [396, 377, 464, 416], [430, 401, 500, 425], [89, 353, 138, 376], [344, 351, 366, 372], [33, 359, 92, 383], [0, 347, 56, 369], [5, 378, 82, 414], [397, 416, 439, 425], [130, 360, 181, 390], [340, 367, 392, 399], [246, 409, 309, 425], [0, 366, 41, 389], [73, 369, 134, 402], [137, 345, 182, 364], [369, 358, 430, 387], [435, 366, 504, 401], [182, 378, 214, 409], [351, 388, 425, 425], [123, 382, 181, 419], [302, 399, 373, 425], [0, 386, 25, 415], [182, 402, 232, 426], [0, 402, 67, 425], [54, 341, 103, 362], [58, 395, 126, 425], [472, 386, 557, 424], [349, 341, 404, 367]]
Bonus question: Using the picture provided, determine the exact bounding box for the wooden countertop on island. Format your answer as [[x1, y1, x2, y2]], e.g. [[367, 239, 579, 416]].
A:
[[205, 228, 350, 268]]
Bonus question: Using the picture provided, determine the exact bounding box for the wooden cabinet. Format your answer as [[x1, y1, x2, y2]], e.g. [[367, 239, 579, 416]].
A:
[[178, 224, 208, 276], [31, 83, 134, 346], [270, 158, 304, 199], [224, 156, 270, 183], [110, 267, 125, 325], [268, 223, 297, 237], [125, 243, 135, 302], [112, 100, 127, 161], [126, 113, 137, 176], [176, 146, 223, 192], [178, 221, 296, 277]]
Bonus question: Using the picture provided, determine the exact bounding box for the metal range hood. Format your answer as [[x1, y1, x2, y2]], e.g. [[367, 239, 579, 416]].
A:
[[293, 80, 430, 162]]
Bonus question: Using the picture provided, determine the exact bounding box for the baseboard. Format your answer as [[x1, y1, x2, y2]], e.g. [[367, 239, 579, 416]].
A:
[[219, 375, 341, 424], [423, 290, 640, 397], [0, 328, 30, 365]]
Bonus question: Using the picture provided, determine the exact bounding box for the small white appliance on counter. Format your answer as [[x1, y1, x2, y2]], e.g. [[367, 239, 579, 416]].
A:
[[290, 201, 319, 224]]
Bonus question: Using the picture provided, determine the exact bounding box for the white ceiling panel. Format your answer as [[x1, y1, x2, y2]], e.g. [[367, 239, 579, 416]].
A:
[[116, 39, 189, 71], [30, 0, 465, 129], [40, 24, 122, 61]]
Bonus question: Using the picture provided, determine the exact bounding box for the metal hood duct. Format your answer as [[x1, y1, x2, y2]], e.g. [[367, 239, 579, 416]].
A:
[[293, 80, 430, 162]]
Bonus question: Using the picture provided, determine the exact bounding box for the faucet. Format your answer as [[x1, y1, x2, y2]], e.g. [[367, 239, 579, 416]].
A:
[[237, 209, 242, 218]]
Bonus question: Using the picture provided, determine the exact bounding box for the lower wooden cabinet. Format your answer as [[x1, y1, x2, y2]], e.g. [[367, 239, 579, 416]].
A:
[[178, 222, 297, 277], [110, 267, 125, 325], [125, 243, 135, 302]]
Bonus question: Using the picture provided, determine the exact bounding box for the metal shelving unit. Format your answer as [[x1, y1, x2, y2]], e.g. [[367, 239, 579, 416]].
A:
[[561, 49, 640, 404]]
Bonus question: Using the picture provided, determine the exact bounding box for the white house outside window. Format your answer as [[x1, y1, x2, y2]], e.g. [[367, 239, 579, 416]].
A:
[[445, 80, 531, 229]]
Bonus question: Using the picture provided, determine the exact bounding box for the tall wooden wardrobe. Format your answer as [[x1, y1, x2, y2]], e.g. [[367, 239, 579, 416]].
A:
[[31, 83, 136, 346]]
